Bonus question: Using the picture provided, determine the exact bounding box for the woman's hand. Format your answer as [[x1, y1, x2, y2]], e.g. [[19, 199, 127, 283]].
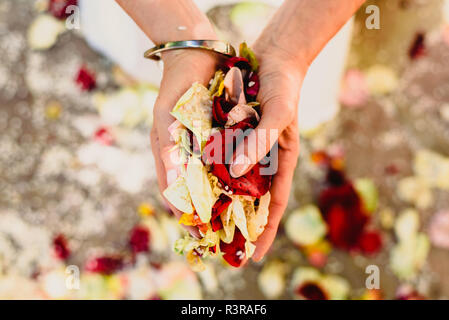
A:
[[150, 50, 219, 237], [228, 0, 365, 262], [229, 48, 307, 261], [115, 0, 220, 238]]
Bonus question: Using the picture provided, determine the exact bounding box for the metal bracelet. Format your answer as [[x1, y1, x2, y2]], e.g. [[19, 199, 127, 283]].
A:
[[144, 40, 236, 61]]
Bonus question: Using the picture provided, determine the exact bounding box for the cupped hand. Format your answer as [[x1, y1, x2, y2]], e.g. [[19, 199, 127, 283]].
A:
[[151, 46, 307, 259], [229, 49, 307, 261], [150, 50, 219, 238]]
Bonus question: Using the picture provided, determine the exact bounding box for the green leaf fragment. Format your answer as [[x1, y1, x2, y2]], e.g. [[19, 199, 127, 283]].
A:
[[239, 42, 259, 72]]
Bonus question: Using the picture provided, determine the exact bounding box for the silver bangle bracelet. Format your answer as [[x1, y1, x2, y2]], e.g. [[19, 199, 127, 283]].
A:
[[144, 40, 236, 61]]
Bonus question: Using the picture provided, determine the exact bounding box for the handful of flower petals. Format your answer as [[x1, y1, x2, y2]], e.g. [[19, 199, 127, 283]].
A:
[[163, 43, 273, 270]]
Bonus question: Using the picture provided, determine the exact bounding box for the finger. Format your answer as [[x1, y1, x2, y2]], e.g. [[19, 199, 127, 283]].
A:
[[151, 127, 200, 238], [150, 127, 168, 194], [252, 139, 299, 261], [229, 98, 295, 178], [153, 101, 179, 185], [154, 68, 214, 184]]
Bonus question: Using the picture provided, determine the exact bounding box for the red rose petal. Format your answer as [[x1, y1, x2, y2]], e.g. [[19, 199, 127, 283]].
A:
[[211, 194, 232, 232], [317, 157, 382, 255], [75, 66, 96, 91], [129, 225, 150, 254], [224, 57, 251, 71], [245, 72, 260, 99], [230, 163, 271, 198], [193, 248, 203, 257], [409, 33, 426, 60], [326, 168, 347, 186], [212, 96, 235, 126], [319, 183, 368, 250], [48, 0, 78, 20], [296, 282, 329, 300], [397, 291, 426, 300], [326, 206, 357, 250], [220, 228, 246, 267], [85, 256, 124, 275], [224, 57, 259, 102], [53, 234, 70, 260], [358, 231, 382, 255], [203, 118, 271, 197], [94, 127, 114, 145], [203, 119, 253, 168], [210, 163, 232, 188], [187, 130, 201, 155]]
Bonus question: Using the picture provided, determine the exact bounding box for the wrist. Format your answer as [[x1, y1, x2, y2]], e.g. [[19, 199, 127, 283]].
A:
[[162, 47, 218, 65], [162, 49, 219, 82], [154, 19, 218, 46], [253, 40, 309, 78], [148, 0, 217, 45], [117, 0, 217, 45]]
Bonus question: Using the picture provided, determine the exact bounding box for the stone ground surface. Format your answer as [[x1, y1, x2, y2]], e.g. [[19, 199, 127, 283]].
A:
[[0, 0, 449, 299]]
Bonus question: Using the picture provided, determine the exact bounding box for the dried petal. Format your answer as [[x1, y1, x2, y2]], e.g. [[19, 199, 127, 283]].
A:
[[211, 194, 232, 232], [220, 228, 246, 267], [212, 96, 235, 126], [129, 225, 150, 254], [285, 205, 327, 246], [226, 103, 260, 127], [48, 0, 78, 20], [409, 33, 426, 60], [204, 119, 271, 197], [224, 67, 247, 105], [319, 178, 367, 248], [224, 56, 251, 71], [94, 127, 114, 145], [229, 163, 271, 198], [339, 69, 369, 108], [245, 72, 260, 100], [358, 231, 382, 255], [239, 42, 259, 72], [428, 210, 449, 249], [76, 66, 96, 91], [296, 282, 329, 300], [85, 256, 124, 275], [53, 234, 70, 260], [27, 14, 65, 50]]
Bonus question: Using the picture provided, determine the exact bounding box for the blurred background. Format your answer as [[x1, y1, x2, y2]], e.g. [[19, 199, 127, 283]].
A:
[[0, 0, 449, 299]]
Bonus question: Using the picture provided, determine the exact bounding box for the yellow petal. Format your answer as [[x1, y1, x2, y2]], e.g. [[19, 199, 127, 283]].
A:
[[179, 213, 195, 226], [185, 156, 214, 223], [163, 175, 194, 214], [137, 202, 154, 217]]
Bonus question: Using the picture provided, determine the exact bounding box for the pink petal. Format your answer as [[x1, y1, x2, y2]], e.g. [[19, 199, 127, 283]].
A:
[[224, 67, 247, 105], [339, 69, 369, 108], [429, 210, 449, 249]]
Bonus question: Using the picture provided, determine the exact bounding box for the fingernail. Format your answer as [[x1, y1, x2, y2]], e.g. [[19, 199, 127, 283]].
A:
[[230, 154, 251, 178]]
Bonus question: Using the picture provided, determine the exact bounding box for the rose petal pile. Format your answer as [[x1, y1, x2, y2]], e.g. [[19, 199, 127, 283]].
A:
[[163, 43, 273, 270]]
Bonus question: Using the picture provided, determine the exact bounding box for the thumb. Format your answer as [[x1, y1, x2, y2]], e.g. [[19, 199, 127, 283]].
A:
[[229, 97, 296, 178]]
